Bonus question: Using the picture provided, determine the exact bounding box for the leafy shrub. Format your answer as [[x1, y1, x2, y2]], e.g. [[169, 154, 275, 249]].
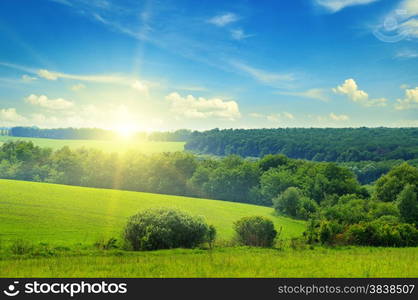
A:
[[124, 208, 214, 251], [369, 201, 400, 220], [346, 221, 418, 247], [321, 196, 369, 225], [233, 216, 277, 247], [318, 220, 344, 245]]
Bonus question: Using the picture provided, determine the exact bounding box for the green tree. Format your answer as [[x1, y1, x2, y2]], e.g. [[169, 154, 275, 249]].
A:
[[397, 184, 418, 225], [375, 163, 418, 202]]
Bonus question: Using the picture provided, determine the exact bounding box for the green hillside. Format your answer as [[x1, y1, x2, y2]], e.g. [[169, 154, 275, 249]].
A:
[[0, 180, 305, 246], [0, 136, 184, 153]]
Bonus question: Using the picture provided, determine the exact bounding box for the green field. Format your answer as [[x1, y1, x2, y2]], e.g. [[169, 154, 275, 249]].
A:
[[0, 179, 305, 245], [1, 180, 417, 278], [1, 247, 417, 277], [0, 136, 184, 153]]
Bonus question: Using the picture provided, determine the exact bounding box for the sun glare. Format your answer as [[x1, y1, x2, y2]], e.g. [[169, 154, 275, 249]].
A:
[[115, 124, 137, 139]]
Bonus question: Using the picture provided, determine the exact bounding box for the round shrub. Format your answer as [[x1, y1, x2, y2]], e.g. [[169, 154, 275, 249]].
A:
[[124, 208, 215, 251], [233, 216, 277, 247]]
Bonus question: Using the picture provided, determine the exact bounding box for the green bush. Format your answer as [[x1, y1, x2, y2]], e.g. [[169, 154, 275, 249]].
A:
[[124, 208, 215, 251], [321, 196, 369, 225], [233, 216, 277, 247], [318, 220, 344, 245], [346, 221, 418, 247]]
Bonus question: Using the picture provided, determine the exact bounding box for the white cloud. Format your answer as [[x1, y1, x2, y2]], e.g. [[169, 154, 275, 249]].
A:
[[401, 84, 409, 89], [25, 94, 74, 110], [166, 92, 240, 120], [208, 13, 239, 27], [330, 112, 350, 121], [395, 87, 418, 110], [333, 78, 388, 107], [0, 108, 26, 125], [315, 0, 379, 13], [230, 29, 253, 40], [21, 74, 37, 83], [71, 83, 86, 91], [275, 88, 329, 102], [230, 61, 294, 87]]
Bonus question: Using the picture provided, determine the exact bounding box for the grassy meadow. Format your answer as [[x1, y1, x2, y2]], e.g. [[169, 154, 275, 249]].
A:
[[0, 179, 305, 246], [0, 135, 184, 153], [1, 179, 417, 278], [1, 247, 417, 278]]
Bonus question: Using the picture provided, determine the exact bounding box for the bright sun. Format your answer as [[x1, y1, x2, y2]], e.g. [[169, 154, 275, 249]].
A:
[[115, 124, 137, 139]]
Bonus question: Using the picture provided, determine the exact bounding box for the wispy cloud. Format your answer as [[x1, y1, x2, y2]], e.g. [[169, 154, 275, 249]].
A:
[[21, 74, 37, 83], [208, 13, 239, 27], [71, 83, 86, 91], [315, 0, 380, 13], [249, 112, 295, 122], [230, 28, 253, 40], [37, 69, 154, 93], [230, 61, 294, 87], [0, 61, 154, 93], [396, 49, 418, 59], [275, 88, 330, 102]]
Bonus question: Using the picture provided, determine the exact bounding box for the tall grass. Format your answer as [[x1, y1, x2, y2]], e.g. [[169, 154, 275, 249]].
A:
[[0, 247, 416, 278]]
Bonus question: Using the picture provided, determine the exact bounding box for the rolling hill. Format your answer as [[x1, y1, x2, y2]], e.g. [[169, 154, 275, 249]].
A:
[[0, 179, 305, 246]]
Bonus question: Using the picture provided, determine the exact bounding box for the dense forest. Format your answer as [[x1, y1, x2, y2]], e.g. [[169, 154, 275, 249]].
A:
[[185, 128, 418, 162], [0, 141, 365, 206], [6, 127, 192, 142], [1, 140, 417, 246]]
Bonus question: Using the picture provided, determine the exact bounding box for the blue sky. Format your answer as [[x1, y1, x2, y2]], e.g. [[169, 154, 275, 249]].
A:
[[0, 0, 417, 131]]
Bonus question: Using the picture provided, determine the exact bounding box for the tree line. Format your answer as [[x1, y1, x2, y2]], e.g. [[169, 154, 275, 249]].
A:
[[1, 140, 417, 247], [185, 127, 418, 162], [0, 141, 364, 206], [5, 127, 193, 142]]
